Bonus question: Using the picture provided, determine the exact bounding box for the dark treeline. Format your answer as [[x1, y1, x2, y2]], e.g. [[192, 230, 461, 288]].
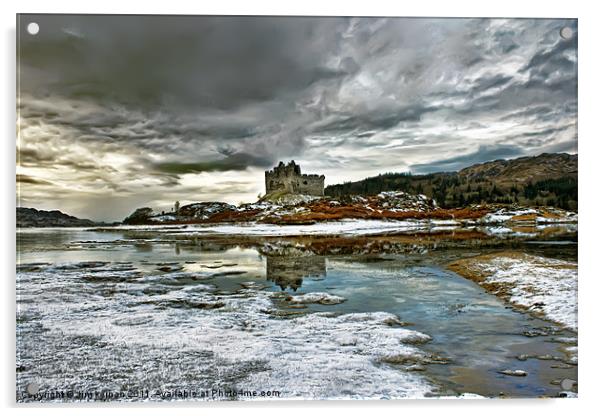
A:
[[325, 172, 577, 210]]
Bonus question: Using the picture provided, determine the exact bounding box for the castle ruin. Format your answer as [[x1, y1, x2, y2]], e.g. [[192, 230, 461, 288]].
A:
[[265, 161, 324, 196]]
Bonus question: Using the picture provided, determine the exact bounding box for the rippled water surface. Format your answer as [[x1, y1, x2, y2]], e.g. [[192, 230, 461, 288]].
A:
[[16, 228, 578, 401]]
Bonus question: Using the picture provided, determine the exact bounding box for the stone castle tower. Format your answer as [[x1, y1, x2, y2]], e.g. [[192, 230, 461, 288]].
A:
[[265, 161, 325, 196]]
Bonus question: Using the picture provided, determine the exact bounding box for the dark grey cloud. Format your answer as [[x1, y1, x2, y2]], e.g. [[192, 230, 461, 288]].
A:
[[16, 174, 53, 186], [311, 102, 439, 134], [154, 152, 273, 175], [540, 139, 578, 154], [410, 145, 525, 174], [19, 15, 349, 110], [16, 15, 578, 220]]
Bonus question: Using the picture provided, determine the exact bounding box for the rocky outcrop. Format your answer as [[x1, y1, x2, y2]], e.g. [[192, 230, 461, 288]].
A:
[[178, 202, 236, 220], [119, 191, 577, 227], [122, 207, 155, 225], [122, 202, 236, 224]]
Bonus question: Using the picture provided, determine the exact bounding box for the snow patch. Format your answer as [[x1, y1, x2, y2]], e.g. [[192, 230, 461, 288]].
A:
[[289, 292, 346, 305], [170, 220, 430, 236]]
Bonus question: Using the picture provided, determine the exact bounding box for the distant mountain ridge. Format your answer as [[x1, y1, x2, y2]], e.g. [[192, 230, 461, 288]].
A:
[[17, 207, 98, 228], [457, 153, 577, 183], [325, 153, 577, 210]]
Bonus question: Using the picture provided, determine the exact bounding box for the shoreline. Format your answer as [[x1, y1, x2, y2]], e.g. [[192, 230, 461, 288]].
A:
[[448, 251, 578, 333]]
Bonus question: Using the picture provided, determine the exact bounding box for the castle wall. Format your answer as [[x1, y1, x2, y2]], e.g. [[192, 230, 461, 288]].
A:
[[296, 174, 324, 196], [265, 161, 324, 196]]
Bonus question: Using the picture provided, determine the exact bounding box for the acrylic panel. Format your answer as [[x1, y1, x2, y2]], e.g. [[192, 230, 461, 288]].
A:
[[16, 14, 578, 402]]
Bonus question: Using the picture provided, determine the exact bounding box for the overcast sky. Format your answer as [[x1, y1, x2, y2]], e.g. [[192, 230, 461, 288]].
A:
[[17, 15, 577, 221]]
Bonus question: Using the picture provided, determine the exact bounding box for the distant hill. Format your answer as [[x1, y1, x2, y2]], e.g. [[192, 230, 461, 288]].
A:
[[17, 207, 98, 228], [325, 153, 577, 210], [457, 153, 577, 184]]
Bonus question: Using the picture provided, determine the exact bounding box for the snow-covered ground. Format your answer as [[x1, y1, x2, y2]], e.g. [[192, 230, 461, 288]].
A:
[[478, 208, 577, 225], [17, 263, 435, 400], [102, 217, 577, 239], [193, 220, 432, 236], [288, 292, 346, 305], [450, 253, 577, 331], [109, 220, 433, 236]]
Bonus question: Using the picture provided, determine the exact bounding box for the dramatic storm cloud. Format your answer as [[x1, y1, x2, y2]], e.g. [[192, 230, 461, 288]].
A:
[[17, 15, 577, 221]]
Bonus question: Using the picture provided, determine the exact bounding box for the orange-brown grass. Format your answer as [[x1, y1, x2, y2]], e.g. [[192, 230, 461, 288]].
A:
[[206, 209, 262, 223], [273, 205, 491, 224], [152, 199, 495, 225], [540, 210, 563, 219], [511, 213, 538, 222]]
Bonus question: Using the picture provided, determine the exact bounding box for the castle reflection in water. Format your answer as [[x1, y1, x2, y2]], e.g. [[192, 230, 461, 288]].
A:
[[266, 255, 326, 291]]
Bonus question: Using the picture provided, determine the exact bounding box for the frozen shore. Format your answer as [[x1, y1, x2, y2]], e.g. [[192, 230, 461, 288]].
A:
[[91, 215, 577, 239], [17, 261, 436, 400], [448, 252, 578, 331]]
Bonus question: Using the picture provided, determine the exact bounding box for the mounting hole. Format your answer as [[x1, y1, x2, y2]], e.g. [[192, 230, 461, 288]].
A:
[[27, 22, 39, 35], [26, 382, 39, 395], [560, 378, 577, 390], [560, 26, 573, 40]]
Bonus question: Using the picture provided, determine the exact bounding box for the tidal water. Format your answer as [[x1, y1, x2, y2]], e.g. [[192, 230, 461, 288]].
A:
[[16, 228, 578, 401]]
